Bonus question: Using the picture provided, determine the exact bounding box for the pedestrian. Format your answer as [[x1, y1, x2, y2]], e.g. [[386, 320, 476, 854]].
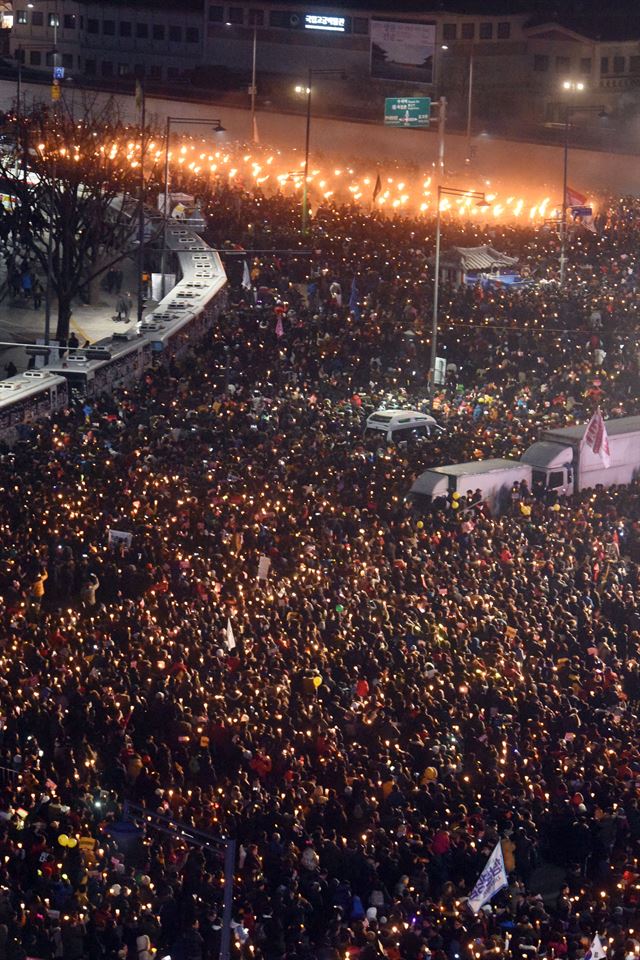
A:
[[7, 264, 19, 298], [80, 572, 99, 608], [20, 268, 33, 300], [32, 277, 42, 309], [3, 360, 17, 378], [27, 565, 47, 617], [115, 293, 130, 322]]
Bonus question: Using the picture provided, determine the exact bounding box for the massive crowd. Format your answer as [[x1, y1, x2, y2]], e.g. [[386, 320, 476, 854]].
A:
[[1, 171, 640, 960]]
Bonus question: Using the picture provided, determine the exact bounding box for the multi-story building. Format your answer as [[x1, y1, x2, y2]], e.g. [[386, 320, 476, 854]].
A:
[[11, 0, 203, 81], [8, 0, 640, 134]]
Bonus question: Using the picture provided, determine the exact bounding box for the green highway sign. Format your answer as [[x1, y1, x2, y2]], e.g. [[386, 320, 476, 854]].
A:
[[384, 97, 431, 128]]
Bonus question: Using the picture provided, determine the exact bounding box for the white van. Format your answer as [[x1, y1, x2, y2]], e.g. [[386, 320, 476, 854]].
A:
[[365, 409, 444, 444]]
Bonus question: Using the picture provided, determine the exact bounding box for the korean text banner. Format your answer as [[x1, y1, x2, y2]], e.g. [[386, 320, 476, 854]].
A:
[[370, 19, 436, 84]]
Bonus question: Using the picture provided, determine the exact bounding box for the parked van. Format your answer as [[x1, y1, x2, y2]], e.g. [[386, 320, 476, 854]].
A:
[[365, 409, 444, 444]]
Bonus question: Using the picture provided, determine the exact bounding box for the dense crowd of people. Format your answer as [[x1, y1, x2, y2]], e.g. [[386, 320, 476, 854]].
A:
[[2, 163, 640, 960]]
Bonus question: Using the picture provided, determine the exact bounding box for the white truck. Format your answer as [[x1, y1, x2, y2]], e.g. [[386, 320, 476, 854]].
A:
[[410, 458, 532, 515], [521, 414, 640, 496], [411, 414, 640, 512]]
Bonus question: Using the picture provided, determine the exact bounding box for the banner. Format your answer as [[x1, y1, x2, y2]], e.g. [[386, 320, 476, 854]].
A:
[[225, 617, 236, 651], [371, 19, 435, 84], [108, 529, 133, 549]]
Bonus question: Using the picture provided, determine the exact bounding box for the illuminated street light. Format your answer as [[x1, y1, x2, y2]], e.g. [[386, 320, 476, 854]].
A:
[[557, 83, 606, 286], [295, 68, 344, 232]]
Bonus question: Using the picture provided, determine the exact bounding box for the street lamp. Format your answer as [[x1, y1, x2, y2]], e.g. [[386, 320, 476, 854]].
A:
[[558, 82, 607, 286], [250, 21, 258, 142], [295, 68, 343, 233], [160, 116, 225, 298], [430, 185, 488, 388], [440, 42, 474, 163]]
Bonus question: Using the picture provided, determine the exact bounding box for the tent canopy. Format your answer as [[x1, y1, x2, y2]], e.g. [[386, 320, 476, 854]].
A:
[[437, 245, 519, 272]]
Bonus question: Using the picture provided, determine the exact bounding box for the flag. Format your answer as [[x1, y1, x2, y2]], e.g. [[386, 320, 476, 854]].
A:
[[565, 186, 587, 208], [349, 276, 361, 322], [583, 408, 611, 468], [275, 315, 284, 338], [585, 935, 606, 960], [372, 173, 382, 204], [466, 842, 508, 914], [242, 259, 252, 291], [135, 79, 144, 113], [225, 617, 236, 651]]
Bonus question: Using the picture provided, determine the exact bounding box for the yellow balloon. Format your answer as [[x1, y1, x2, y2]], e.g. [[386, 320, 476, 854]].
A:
[[58, 834, 69, 847], [66, 837, 78, 848], [452, 501, 459, 510], [313, 676, 322, 688], [416, 520, 424, 529], [452, 492, 460, 499]]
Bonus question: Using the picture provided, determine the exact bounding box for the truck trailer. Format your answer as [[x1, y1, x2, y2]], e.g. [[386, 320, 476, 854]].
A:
[[521, 414, 640, 496], [410, 458, 532, 515], [411, 415, 640, 512]]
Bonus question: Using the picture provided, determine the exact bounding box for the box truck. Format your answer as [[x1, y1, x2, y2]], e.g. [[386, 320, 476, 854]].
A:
[[411, 415, 640, 512], [520, 414, 640, 496], [410, 458, 532, 515]]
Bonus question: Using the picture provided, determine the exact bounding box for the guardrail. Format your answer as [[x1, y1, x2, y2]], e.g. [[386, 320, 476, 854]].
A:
[[0, 211, 227, 435], [45, 214, 227, 396]]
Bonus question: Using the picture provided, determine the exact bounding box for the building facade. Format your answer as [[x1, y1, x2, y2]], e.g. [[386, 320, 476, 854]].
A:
[[8, 0, 640, 131]]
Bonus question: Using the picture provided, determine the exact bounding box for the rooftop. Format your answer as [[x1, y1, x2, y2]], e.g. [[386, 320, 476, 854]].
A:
[[543, 415, 640, 442], [420, 458, 526, 477]]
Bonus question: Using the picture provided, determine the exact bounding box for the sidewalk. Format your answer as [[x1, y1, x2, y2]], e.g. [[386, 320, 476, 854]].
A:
[[0, 256, 153, 375]]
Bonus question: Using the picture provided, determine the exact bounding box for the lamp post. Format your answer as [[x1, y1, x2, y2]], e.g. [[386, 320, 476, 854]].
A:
[[440, 42, 473, 163], [558, 82, 606, 286], [136, 80, 146, 325], [430, 185, 487, 389], [465, 46, 474, 162], [295, 68, 343, 233], [295, 71, 312, 234], [250, 22, 258, 142], [15, 46, 22, 125], [559, 79, 584, 288], [160, 115, 225, 298]]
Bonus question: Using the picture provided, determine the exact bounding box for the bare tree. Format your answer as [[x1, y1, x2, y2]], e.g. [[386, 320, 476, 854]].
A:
[[0, 95, 158, 342]]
